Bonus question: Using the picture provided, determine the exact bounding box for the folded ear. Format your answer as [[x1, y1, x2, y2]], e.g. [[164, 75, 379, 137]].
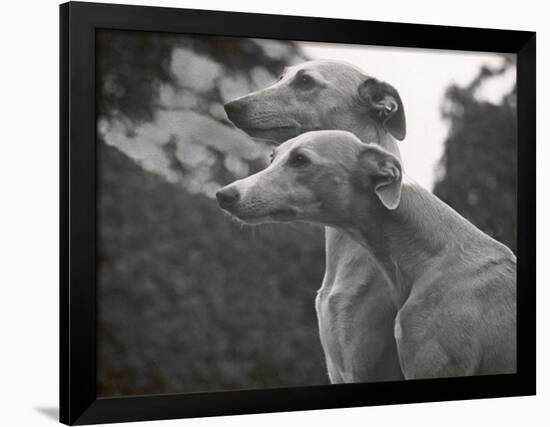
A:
[[354, 145, 403, 210], [358, 77, 406, 141]]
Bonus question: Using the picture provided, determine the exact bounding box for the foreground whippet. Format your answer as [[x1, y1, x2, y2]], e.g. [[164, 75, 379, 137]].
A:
[[224, 60, 405, 382], [217, 130, 517, 379]]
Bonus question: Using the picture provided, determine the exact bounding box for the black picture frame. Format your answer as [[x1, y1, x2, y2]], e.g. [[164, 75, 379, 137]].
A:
[[60, 1, 536, 425]]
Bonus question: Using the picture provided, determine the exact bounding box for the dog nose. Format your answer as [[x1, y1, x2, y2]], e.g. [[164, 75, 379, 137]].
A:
[[216, 186, 240, 208], [224, 99, 243, 122]]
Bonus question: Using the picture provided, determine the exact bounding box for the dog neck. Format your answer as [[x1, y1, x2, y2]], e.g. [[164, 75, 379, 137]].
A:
[[353, 122, 401, 160], [342, 180, 485, 308], [319, 122, 401, 297]]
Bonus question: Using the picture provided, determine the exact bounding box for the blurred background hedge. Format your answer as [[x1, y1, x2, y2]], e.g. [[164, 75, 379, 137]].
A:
[[96, 30, 516, 396]]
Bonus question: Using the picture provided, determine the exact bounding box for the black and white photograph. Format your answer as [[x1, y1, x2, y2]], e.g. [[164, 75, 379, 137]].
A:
[[97, 29, 518, 396], [3, 0, 547, 426]]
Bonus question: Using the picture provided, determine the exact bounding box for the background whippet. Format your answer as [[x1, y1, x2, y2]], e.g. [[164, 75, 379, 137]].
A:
[[224, 60, 406, 382], [217, 130, 517, 379]]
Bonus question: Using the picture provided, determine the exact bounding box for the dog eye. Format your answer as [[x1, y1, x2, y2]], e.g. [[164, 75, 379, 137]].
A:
[[288, 153, 311, 168], [296, 74, 315, 90]]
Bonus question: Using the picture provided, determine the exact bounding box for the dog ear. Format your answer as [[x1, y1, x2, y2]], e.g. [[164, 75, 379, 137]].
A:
[[358, 77, 406, 141], [355, 145, 403, 210]]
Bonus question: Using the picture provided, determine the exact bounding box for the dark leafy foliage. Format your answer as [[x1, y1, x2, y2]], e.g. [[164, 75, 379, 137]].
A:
[[96, 31, 324, 396], [96, 30, 302, 124], [434, 59, 517, 252], [98, 143, 327, 395]]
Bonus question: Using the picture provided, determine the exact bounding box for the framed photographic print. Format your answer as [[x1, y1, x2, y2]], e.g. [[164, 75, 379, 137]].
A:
[[60, 1, 536, 425]]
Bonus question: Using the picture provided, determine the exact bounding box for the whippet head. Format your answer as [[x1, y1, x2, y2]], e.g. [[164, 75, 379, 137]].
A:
[[224, 60, 406, 145], [216, 130, 402, 227]]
